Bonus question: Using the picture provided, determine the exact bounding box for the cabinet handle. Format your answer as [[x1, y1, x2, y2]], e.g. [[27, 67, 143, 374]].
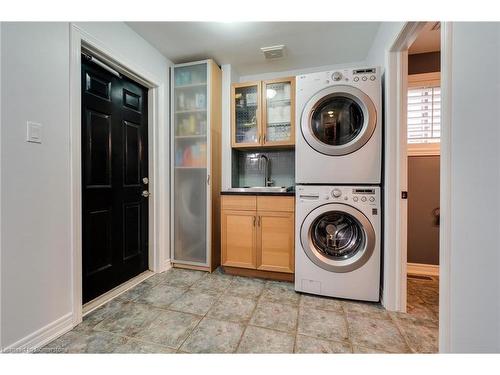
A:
[[263, 134, 266, 143], [253, 216, 256, 226], [258, 134, 261, 144], [207, 174, 210, 185], [257, 216, 261, 226]]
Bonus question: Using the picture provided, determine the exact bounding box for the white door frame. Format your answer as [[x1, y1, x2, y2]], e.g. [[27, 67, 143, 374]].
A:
[[383, 21, 452, 352], [69, 24, 167, 326]]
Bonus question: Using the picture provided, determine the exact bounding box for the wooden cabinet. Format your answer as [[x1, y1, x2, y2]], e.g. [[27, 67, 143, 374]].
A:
[[171, 59, 222, 271], [221, 210, 257, 269], [231, 77, 295, 149], [221, 195, 294, 276]]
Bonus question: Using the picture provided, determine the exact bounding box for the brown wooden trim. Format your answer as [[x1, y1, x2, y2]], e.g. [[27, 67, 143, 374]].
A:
[[209, 60, 222, 272], [222, 266, 294, 282], [172, 263, 210, 272]]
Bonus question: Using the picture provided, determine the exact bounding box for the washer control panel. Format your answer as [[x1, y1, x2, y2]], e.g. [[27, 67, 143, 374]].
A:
[[325, 67, 379, 85], [297, 186, 379, 206]]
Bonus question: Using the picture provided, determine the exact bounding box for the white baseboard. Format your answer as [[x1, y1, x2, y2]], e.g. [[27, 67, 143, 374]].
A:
[[407, 262, 440, 277], [163, 259, 172, 272], [2, 312, 73, 353]]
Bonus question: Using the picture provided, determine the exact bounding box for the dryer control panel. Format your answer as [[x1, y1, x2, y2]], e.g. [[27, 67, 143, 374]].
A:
[[297, 185, 379, 207]]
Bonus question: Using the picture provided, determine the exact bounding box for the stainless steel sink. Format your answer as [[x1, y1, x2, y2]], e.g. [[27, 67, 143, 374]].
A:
[[226, 187, 288, 193]]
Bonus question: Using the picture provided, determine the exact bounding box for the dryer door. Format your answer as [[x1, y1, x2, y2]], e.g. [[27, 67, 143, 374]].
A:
[[300, 203, 376, 273], [301, 85, 377, 156]]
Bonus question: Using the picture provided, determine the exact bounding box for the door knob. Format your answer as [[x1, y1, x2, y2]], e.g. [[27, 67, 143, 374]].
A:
[[141, 190, 150, 198], [142, 177, 149, 185]]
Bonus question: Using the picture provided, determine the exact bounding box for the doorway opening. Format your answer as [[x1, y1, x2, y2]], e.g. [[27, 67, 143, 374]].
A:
[[405, 22, 441, 322], [81, 52, 150, 304]]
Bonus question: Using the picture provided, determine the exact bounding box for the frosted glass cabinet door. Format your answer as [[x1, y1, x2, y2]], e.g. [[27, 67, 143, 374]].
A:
[[232, 82, 261, 147], [173, 62, 208, 264], [263, 78, 295, 146]]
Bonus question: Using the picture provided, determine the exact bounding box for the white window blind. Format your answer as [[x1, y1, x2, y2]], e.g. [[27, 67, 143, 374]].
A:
[[407, 85, 441, 144]]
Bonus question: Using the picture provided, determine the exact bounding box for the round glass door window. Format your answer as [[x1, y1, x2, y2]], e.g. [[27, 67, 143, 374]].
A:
[[310, 96, 364, 146], [301, 86, 377, 156], [300, 203, 376, 273], [310, 211, 365, 260]]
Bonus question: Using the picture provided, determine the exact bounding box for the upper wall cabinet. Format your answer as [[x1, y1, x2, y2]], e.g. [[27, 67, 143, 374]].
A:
[[231, 77, 295, 148]]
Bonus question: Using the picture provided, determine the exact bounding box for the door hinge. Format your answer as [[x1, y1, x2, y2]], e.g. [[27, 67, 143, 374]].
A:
[[401, 191, 408, 199]]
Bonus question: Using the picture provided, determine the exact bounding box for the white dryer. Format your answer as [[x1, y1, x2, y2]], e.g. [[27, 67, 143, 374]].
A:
[[296, 67, 382, 184], [295, 185, 381, 301]]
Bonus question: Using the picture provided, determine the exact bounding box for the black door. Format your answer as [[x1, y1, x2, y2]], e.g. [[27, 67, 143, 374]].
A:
[[82, 55, 149, 303]]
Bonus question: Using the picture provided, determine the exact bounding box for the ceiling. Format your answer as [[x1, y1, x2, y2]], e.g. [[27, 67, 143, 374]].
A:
[[127, 22, 381, 76], [409, 22, 441, 55]]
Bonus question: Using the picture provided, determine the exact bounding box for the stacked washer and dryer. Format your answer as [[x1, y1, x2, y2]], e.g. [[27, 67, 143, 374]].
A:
[[294, 68, 382, 302]]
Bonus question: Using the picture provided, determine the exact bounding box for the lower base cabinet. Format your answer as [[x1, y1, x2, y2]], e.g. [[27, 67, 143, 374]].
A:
[[221, 195, 294, 275]]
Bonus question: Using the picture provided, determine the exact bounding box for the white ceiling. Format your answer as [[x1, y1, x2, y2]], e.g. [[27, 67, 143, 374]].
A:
[[409, 22, 441, 55], [127, 22, 381, 75]]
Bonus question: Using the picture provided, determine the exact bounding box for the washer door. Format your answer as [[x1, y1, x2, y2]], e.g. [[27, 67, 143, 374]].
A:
[[300, 203, 376, 273], [301, 85, 377, 156]]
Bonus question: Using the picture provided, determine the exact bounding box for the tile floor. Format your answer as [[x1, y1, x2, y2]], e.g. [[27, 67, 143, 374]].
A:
[[39, 268, 439, 354]]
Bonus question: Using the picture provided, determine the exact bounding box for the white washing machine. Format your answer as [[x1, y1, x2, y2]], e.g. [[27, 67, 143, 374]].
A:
[[296, 67, 382, 184], [295, 185, 381, 301]]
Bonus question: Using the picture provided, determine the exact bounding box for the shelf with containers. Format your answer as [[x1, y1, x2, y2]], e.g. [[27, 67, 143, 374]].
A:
[[171, 59, 222, 271], [231, 77, 295, 148]]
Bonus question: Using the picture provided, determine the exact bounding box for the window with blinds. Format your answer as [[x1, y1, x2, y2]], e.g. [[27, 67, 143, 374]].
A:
[[407, 85, 441, 144]]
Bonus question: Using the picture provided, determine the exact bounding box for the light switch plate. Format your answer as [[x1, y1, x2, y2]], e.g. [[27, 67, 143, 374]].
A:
[[27, 121, 42, 144]]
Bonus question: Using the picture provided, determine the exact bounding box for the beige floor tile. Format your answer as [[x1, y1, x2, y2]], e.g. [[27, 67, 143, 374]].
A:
[[298, 307, 349, 342], [207, 295, 256, 323], [347, 314, 411, 353], [133, 309, 201, 349], [168, 290, 219, 315], [180, 318, 244, 353], [134, 284, 186, 309], [250, 301, 298, 332], [94, 302, 161, 337], [260, 280, 300, 306], [294, 335, 352, 354], [237, 326, 294, 353], [299, 294, 344, 313]]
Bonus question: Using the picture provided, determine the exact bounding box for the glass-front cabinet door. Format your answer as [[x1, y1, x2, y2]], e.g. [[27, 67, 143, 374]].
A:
[[232, 82, 261, 147], [172, 62, 209, 265], [262, 77, 295, 146]]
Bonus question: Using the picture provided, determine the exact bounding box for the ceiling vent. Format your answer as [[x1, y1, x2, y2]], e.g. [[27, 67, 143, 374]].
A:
[[260, 45, 285, 59], [431, 22, 441, 31]]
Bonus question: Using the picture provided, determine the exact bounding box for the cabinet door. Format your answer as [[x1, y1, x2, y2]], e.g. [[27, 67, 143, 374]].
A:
[[221, 210, 257, 269], [232, 82, 262, 148], [262, 78, 295, 147], [257, 211, 295, 273]]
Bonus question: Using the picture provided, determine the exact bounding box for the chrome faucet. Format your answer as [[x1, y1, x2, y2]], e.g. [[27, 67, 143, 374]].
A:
[[259, 154, 274, 187]]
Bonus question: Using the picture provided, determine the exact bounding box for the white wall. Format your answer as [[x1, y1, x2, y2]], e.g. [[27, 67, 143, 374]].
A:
[[366, 22, 405, 69], [446, 22, 500, 352], [369, 21, 500, 352], [0, 22, 171, 349], [238, 61, 367, 83]]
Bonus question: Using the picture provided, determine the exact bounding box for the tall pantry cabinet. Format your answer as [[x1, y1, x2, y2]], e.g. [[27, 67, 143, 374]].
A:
[[170, 60, 222, 271]]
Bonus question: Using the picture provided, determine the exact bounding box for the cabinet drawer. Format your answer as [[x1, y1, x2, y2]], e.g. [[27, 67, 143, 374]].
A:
[[257, 196, 294, 212], [222, 195, 257, 211]]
